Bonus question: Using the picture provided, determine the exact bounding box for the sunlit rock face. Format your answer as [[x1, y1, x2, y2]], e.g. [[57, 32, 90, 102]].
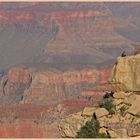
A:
[[110, 54, 140, 92], [59, 54, 140, 139]]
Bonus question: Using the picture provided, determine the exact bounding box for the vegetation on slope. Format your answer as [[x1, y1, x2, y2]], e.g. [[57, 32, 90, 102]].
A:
[[98, 92, 115, 115], [76, 116, 110, 138]]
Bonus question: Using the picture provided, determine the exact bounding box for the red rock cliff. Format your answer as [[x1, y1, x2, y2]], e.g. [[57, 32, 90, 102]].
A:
[[21, 69, 99, 104]]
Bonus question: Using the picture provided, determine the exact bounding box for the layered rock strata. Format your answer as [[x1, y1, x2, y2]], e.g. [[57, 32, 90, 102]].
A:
[[109, 54, 140, 92]]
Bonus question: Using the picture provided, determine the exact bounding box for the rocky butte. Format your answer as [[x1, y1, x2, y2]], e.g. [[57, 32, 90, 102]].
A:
[[109, 54, 140, 92], [59, 54, 140, 138]]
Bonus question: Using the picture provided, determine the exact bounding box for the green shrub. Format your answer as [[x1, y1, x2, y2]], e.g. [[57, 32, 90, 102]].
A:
[[75, 118, 110, 138], [120, 105, 127, 116], [99, 133, 111, 138], [109, 109, 115, 115], [98, 97, 115, 115]]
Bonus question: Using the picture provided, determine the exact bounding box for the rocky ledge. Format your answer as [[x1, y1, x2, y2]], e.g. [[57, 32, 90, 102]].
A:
[[59, 54, 140, 138], [109, 54, 140, 92]]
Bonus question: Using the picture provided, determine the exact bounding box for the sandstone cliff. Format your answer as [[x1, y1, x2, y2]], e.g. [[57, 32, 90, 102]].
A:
[[109, 54, 140, 92], [59, 54, 140, 138]]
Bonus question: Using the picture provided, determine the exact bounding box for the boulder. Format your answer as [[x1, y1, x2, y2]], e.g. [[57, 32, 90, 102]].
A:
[[124, 94, 139, 105], [95, 108, 109, 118], [113, 91, 126, 99], [59, 112, 89, 138], [113, 99, 123, 106], [99, 127, 107, 134], [127, 95, 140, 116], [108, 130, 119, 138], [81, 107, 96, 117]]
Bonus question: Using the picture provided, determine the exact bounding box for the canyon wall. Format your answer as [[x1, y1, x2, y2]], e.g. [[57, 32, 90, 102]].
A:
[[0, 2, 137, 69], [0, 2, 139, 138], [0, 67, 112, 105], [109, 54, 140, 92]]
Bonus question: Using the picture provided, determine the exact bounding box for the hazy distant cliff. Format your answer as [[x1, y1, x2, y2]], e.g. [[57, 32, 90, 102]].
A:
[[0, 2, 138, 69], [0, 67, 112, 105]]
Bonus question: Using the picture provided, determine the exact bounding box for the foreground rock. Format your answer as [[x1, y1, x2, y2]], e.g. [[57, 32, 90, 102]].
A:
[[113, 91, 126, 99], [59, 112, 86, 138], [59, 54, 140, 138], [59, 107, 109, 138], [59, 91, 140, 138], [82, 107, 96, 117], [109, 54, 140, 92], [127, 95, 140, 116], [95, 108, 109, 118]]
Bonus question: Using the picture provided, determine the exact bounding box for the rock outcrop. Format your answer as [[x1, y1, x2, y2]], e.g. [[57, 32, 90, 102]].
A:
[[59, 54, 140, 138], [109, 54, 140, 92], [59, 91, 140, 138]]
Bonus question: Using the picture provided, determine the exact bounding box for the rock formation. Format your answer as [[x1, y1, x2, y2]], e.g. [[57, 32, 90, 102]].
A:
[[0, 66, 112, 105], [21, 69, 99, 104], [59, 54, 140, 138], [109, 54, 140, 92]]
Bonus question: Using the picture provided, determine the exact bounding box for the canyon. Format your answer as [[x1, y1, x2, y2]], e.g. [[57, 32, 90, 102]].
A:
[[0, 2, 139, 138]]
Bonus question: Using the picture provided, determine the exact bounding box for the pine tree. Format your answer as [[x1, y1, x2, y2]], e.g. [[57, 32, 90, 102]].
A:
[[76, 117, 110, 138]]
